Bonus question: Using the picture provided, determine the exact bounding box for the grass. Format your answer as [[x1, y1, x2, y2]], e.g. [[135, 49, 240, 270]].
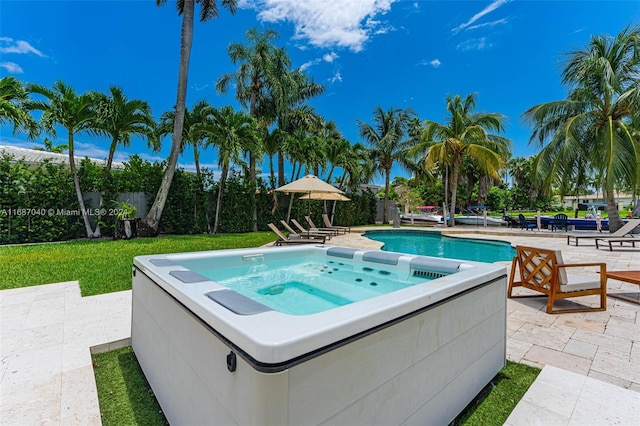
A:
[[92, 347, 168, 426], [93, 348, 539, 426], [0, 233, 276, 296], [452, 361, 541, 425]]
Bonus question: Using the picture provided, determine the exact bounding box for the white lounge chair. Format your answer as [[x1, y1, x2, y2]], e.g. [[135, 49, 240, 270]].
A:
[[566, 219, 640, 246]]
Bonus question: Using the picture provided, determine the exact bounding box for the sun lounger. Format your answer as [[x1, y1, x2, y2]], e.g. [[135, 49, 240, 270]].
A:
[[508, 245, 607, 314], [304, 216, 341, 236], [267, 223, 325, 246], [279, 220, 329, 240], [567, 219, 640, 246], [290, 218, 336, 238], [322, 214, 350, 234], [595, 237, 640, 251]]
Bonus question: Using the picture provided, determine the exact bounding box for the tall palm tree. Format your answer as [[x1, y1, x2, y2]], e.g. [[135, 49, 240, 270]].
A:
[[145, 0, 237, 235], [29, 80, 100, 238], [93, 86, 158, 180], [0, 76, 37, 137], [216, 27, 282, 231], [205, 106, 259, 234], [357, 106, 414, 223], [523, 25, 640, 231], [412, 93, 511, 226]]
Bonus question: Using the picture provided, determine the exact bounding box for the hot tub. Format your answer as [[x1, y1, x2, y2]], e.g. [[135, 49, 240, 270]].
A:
[[132, 245, 507, 425]]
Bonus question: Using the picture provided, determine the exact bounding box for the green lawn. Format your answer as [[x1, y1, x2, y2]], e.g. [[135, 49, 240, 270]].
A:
[[0, 233, 276, 296], [93, 347, 539, 426]]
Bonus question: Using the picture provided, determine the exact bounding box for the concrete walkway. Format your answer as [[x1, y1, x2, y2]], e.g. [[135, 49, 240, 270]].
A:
[[1, 226, 639, 424]]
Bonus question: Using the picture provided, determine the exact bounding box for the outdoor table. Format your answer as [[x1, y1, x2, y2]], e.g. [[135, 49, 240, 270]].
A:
[[606, 271, 640, 305]]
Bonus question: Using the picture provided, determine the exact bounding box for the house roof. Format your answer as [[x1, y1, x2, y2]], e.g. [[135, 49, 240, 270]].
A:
[[0, 145, 125, 170]]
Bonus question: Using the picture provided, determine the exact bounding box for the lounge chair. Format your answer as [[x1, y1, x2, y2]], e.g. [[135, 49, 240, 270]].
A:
[[321, 214, 350, 234], [291, 218, 336, 238], [267, 223, 325, 246], [279, 220, 329, 240], [595, 237, 640, 251], [508, 245, 607, 314], [518, 214, 537, 231], [567, 219, 640, 246], [305, 216, 342, 236]]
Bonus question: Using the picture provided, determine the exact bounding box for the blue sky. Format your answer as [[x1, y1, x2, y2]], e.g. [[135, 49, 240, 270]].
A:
[[1, 0, 639, 184]]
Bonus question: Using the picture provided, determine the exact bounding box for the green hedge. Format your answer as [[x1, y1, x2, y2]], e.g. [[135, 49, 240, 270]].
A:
[[0, 153, 377, 244]]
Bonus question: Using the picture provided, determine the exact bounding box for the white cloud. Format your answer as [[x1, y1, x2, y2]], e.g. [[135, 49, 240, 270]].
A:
[[429, 59, 441, 68], [330, 72, 342, 83], [0, 37, 45, 57], [452, 0, 512, 34], [323, 52, 339, 63], [0, 61, 23, 74], [241, 0, 398, 52], [465, 18, 509, 32], [456, 37, 490, 51]]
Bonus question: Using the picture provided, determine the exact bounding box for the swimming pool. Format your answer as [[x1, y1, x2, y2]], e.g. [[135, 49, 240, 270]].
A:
[[365, 229, 515, 263]]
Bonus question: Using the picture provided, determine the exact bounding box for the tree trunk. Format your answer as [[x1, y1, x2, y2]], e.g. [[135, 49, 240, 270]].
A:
[[142, 0, 194, 235], [382, 168, 390, 224], [269, 154, 278, 215], [68, 132, 97, 238], [449, 162, 460, 227], [194, 144, 201, 180], [213, 165, 228, 234], [249, 87, 258, 231], [605, 190, 624, 232], [278, 151, 285, 186], [477, 175, 492, 206]]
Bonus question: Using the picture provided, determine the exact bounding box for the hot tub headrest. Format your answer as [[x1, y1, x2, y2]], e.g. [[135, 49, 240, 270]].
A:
[[326, 247, 358, 259], [170, 270, 209, 283], [206, 290, 273, 315], [149, 258, 176, 267], [410, 257, 461, 274], [362, 251, 402, 265]]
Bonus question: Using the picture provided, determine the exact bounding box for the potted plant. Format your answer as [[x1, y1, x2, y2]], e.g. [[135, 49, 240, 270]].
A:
[[114, 200, 139, 239]]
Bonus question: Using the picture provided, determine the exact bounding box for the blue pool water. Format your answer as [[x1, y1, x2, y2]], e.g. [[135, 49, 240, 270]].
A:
[[365, 230, 514, 263]]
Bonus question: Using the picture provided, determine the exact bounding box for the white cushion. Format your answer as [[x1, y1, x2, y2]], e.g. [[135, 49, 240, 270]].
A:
[[553, 250, 569, 285], [559, 272, 601, 292]]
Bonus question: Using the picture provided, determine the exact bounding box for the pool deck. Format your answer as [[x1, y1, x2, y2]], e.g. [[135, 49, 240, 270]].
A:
[[1, 225, 639, 424]]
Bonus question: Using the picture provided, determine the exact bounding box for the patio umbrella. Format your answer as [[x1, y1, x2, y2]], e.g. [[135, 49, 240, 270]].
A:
[[298, 192, 350, 201], [276, 174, 343, 220], [276, 174, 344, 195]]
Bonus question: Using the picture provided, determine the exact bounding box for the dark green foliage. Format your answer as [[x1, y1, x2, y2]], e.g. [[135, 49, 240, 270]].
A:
[[159, 168, 214, 234]]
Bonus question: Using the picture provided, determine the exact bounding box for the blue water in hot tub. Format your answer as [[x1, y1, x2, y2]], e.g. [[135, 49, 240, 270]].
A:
[[177, 257, 429, 315]]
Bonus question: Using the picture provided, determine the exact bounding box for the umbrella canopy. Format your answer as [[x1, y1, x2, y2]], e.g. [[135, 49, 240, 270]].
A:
[[275, 174, 343, 194], [299, 192, 350, 201]]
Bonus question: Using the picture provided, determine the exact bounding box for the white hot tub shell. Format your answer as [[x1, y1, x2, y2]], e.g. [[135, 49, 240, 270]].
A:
[[132, 245, 507, 425]]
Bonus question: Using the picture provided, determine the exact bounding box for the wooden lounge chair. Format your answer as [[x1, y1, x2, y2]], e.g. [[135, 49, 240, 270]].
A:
[[322, 214, 350, 234], [567, 219, 640, 246], [305, 216, 341, 236], [595, 237, 640, 251], [279, 220, 329, 240], [291, 218, 336, 238], [267, 223, 325, 246], [508, 245, 607, 314]]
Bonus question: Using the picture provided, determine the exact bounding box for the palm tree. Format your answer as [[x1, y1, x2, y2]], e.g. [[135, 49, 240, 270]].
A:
[[523, 25, 640, 231], [205, 106, 259, 234], [158, 100, 214, 180], [216, 27, 282, 231], [29, 80, 100, 238], [145, 0, 237, 235], [93, 86, 157, 180], [412, 93, 511, 226], [0, 76, 37, 137], [357, 106, 414, 223]]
